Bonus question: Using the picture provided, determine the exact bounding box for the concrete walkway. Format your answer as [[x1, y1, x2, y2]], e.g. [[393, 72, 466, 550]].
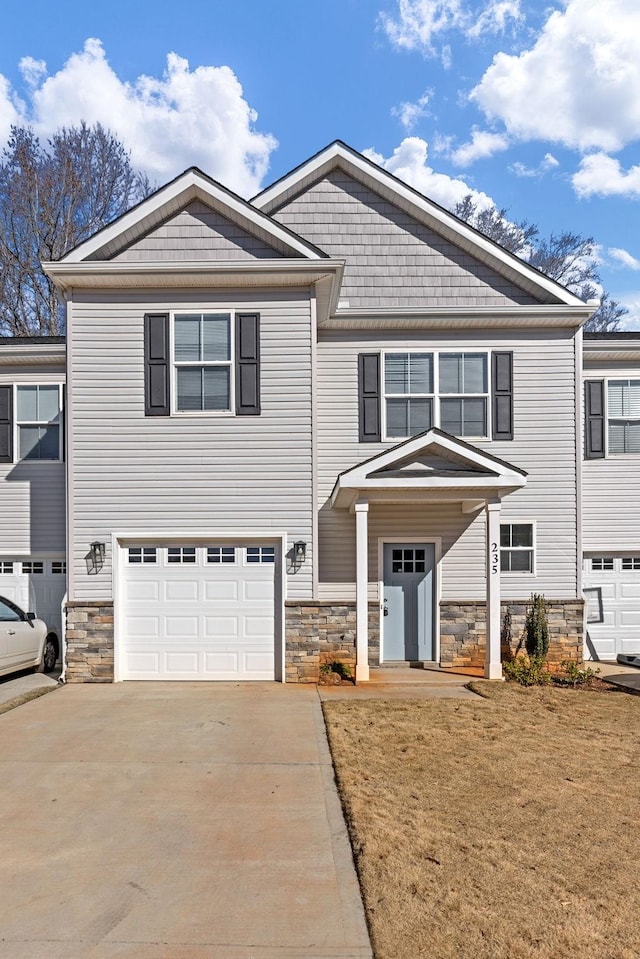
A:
[[0, 668, 60, 707], [588, 660, 640, 693], [318, 665, 479, 701], [0, 683, 372, 959]]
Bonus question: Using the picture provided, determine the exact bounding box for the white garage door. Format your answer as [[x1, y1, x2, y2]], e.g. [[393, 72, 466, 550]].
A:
[[121, 544, 277, 680], [0, 557, 66, 636], [583, 556, 640, 661]]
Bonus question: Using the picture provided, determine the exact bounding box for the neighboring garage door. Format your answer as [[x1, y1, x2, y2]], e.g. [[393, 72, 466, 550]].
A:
[[121, 544, 277, 680], [0, 557, 66, 636], [583, 556, 640, 661]]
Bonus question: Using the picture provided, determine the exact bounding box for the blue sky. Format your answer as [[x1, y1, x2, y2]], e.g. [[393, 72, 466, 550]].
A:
[[1, 0, 639, 325]]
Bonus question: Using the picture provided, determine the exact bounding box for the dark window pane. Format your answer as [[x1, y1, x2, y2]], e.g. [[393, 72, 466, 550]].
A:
[[440, 398, 462, 435], [512, 524, 533, 548], [387, 398, 409, 436]]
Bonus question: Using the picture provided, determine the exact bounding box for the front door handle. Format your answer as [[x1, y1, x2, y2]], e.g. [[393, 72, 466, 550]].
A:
[[7, 630, 15, 635], [383, 599, 389, 617]]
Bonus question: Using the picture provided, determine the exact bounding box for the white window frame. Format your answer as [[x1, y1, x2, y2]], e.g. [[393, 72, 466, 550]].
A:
[[590, 557, 615, 572], [604, 377, 640, 456], [170, 311, 235, 416], [14, 383, 64, 463], [382, 350, 491, 441], [500, 521, 536, 575]]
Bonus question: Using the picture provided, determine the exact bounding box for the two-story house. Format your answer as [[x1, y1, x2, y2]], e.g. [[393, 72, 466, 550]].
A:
[[2, 142, 600, 683]]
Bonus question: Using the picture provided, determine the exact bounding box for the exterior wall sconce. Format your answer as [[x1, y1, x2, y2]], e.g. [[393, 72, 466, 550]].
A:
[[287, 540, 307, 573], [86, 541, 106, 575]]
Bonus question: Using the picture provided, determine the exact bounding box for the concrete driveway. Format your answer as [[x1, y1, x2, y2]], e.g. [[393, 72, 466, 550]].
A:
[[0, 683, 372, 959]]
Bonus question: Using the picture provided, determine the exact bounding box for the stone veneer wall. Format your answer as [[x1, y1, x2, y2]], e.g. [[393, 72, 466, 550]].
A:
[[65, 602, 115, 683], [439, 599, 584, 670], [284, 601, 379, 683]]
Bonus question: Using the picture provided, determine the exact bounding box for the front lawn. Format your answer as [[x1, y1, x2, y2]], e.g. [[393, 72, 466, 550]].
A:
[[323, 682, 640, 959]]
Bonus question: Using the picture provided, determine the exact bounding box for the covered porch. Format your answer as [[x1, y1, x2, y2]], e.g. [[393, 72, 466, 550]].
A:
[[330, 429, 527, 682]]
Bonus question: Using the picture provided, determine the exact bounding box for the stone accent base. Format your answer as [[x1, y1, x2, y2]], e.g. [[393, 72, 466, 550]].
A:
[[284, 601, 379, 683], [439, 599, 584, 670], [65, 602, 114, 683]]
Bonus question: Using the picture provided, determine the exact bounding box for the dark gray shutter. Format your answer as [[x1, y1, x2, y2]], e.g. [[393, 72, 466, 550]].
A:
[[235, 313, 261, 415], [144, 313, 170, 416], [492, 352, 513, 441], [358, 353, 381, 442], [0, 386, 12, 463], [61, 384, 66, 462], [585, 380, 605, 459]]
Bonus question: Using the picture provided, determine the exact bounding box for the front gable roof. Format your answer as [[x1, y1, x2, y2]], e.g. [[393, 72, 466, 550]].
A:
[[253, 141, 588, 310], [331, 428, 527, 508], [59, 167, 330, 264]]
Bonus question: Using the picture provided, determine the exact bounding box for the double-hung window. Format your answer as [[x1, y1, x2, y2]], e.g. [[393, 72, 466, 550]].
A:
[[500, 523, 534, 573], [439, 353, 488, 438], [384, 353, 433, 437], [607, 379, 640, 454], [173, 313, 232, 412], [383, 351, 489, 439], [16, 385, 62, 461]]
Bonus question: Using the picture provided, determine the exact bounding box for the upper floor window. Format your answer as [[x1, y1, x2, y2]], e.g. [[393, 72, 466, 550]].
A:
[[383, 351, 488, 439], [16, 385, 62, 461], [608, 380, 640, 454], [173, 313, 232, 413]]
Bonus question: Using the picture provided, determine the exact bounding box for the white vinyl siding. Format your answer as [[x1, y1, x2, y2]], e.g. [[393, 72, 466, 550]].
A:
[[317, 328, 578, 600], [67, 288, 313, 602]]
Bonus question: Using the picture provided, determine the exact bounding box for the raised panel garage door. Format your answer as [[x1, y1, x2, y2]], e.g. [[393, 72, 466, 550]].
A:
[[121, 545, 276, 680], [583, 556, 640, 661], [0, 557, 66, 637]]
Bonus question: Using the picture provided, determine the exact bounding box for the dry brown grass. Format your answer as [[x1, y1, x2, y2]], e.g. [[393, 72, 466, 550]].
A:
[[323, 682, 640, 959]]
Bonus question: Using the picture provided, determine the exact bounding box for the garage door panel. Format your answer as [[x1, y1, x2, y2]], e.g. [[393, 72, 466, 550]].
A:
[[121, 544, 276, 680], [619, 583, 638, 600], [165, 580, 199, 602], [620, 610, 640, 627], [204, 581, 239, 601]]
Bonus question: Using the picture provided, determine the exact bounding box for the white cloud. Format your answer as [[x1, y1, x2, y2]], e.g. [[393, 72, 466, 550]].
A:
[[0, 74, 23, 145], [572, 153, 640, 198], [379, 0, 466, 57], [380, 0, 523, 58], [466, 0, 523, 39], [609, 248, 640, 270], [0, 39, 277, 197], [363, 136, 494, 210], [392, 91, 432, 130], [450, 128, 509, 166], [510, 152, 559, 177], [617, 292, 640, 330], [471, 0, 640, 152]]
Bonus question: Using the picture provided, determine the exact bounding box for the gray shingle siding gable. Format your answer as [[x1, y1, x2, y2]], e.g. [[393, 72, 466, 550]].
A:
[[272, 172, 539, 308], [112, 200, 288, 262]]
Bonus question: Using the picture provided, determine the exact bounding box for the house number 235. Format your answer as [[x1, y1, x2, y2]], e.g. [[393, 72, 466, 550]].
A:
[[491, 542, 499, 574]]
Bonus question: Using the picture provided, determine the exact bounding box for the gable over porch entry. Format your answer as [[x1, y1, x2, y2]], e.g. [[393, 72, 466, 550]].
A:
[[330, 430, 527, 681]]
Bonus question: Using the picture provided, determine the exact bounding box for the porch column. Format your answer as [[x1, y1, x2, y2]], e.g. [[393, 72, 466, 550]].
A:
[[354, 498, 370, 683], [485, 500, 503, 680]]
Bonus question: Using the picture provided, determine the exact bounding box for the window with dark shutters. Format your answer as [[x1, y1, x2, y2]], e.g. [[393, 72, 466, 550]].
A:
[[235, 313, 261, 415], [585, 380, 605, 459], [144, 313, 170, 416], [0, 385, 12, 462], [492, 352, 513, 441], [358, 353, 381, 442]]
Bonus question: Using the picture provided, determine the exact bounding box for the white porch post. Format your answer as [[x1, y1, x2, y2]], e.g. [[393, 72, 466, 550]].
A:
[[485, 500, 503, 680], [354, 498, 370, 683]]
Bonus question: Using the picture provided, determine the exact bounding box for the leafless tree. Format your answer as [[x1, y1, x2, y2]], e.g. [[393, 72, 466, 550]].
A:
[[0, 123, 150, 336], [453, 195, 627, 333]]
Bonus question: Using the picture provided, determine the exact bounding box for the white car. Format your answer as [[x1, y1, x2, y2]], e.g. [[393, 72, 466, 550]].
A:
[[0, 595, 59, 678]]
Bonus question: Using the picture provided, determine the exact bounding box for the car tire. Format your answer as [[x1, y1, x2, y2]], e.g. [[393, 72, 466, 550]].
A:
[[41, 635, 58, 674]]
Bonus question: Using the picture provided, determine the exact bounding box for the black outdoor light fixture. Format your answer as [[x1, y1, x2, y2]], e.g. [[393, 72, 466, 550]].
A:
[[86, 541, 106, 574], [292, 540, 307, 570]]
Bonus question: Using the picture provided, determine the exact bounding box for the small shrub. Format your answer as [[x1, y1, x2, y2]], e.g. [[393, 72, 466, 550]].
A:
[[552, 660, 600, 687], [525, 593, 549, 659], [503, 654, 551, 686], [320, 660, 353, 679]]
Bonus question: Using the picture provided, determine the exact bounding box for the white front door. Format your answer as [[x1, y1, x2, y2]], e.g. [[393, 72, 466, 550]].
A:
[[382, 543, 435, 662], [121, 543, 277, 680]]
